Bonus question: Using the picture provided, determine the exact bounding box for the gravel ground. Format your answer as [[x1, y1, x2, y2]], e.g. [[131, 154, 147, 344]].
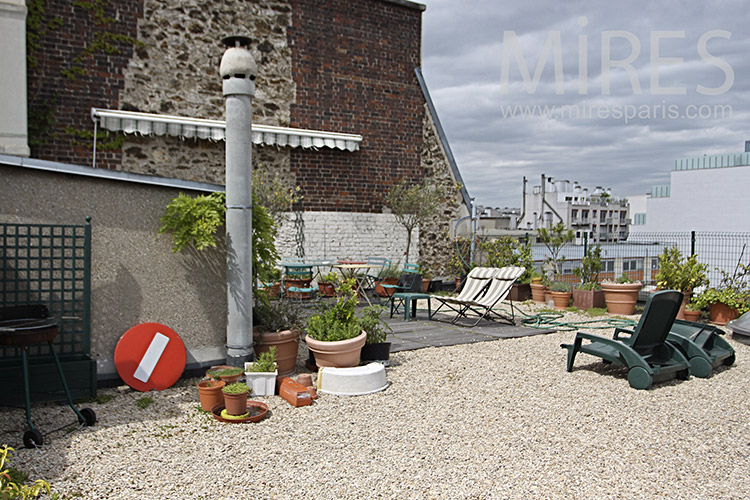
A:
[[1, 304, 748, 500]]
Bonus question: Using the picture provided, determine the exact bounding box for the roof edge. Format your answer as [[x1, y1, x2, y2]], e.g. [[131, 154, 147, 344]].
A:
[[414, 67, 471, 210], [379, 0, 426, 11], [0, 153, 223, 193]]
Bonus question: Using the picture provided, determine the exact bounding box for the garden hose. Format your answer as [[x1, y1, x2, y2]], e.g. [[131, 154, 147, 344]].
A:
[[512, 307, 637, 332]]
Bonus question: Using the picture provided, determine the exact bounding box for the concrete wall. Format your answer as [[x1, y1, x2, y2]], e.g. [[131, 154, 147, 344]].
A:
[[0, 163, 226, 379], [637, 166, 750, 232]]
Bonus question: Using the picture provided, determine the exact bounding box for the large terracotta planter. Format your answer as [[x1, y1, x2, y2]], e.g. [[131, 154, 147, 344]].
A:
[[305, 331, 367, 368], [572, 288, 605, 310], [601, 282, 642, 315], [550, 291, 572, 310], [530, 283, 546, 303], [708, 302, 739, 326], [254, 329, 301, 377], [676, 293, 691, 320], [197, 380, 226, 412], [509, 283, 531, 302]]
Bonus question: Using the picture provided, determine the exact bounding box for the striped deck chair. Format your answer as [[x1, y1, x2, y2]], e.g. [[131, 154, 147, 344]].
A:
[[432, 266, 525, 326], [429, 267, 499, 320]]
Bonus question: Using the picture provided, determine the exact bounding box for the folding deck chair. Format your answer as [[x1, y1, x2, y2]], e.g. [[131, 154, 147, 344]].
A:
[[560, 290, 690, 389], [666, 319, 736, 377], [429, 266, 525, 326]]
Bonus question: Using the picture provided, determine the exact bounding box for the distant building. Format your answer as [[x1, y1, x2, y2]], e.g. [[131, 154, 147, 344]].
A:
[[628, 141, 750, 233], [517, 175, 631, 244]]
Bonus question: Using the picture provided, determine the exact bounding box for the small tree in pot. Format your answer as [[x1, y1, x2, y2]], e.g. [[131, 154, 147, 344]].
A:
[[572, 245, 605, 309], [359, 305, 393, 362], [654, 246, 708, 319], [253, 290, 303, 377]]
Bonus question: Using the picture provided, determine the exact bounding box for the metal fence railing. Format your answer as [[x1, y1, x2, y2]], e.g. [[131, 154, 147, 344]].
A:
[[472, 231, 750, 291]]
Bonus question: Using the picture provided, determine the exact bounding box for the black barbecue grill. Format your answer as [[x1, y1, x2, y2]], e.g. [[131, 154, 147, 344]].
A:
[[0, 304, 96, 448]]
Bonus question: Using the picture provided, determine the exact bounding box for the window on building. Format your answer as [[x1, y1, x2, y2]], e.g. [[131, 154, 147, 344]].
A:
[[600, 212, 606, 222], [634, 213, 646, 225], [576, 231, 580, 237], [603, 260, 614, 272], [651, 257, 659, 270], [623, 259, 644, 271]]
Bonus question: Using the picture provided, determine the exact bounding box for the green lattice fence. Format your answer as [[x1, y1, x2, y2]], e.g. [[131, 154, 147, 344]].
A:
[[0, 219, 96, 403]]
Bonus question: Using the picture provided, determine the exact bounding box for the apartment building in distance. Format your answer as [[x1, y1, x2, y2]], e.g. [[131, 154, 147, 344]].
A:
[[517, 175, 631, 244]]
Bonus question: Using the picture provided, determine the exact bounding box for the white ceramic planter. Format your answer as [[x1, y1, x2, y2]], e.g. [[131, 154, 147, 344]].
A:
[[244, 363, 278, 396]]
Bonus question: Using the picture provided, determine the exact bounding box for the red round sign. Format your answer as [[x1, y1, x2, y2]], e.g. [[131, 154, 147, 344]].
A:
[[114, 322, 186, 392]]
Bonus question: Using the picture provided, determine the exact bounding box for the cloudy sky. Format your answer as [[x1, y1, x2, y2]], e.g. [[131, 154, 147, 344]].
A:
[[418, 0, 749, 208]]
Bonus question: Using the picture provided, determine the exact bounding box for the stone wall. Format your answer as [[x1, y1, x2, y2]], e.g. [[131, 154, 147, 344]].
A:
[[418, 107, 463, 275]]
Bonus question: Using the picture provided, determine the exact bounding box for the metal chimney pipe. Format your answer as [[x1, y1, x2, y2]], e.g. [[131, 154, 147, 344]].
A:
[[221, 35, 256, 366]]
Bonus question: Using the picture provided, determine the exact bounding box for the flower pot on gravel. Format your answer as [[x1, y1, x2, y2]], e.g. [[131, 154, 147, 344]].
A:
[[550, 291, 572, 311], [530, 283, 546, 303], [253, 329, 300, 377], [509, 283, 531, 302], [305, 331, 367, 368], [572, 288, 605, 310], [360, 342, 391, 363], [222, 383, 250, 416], [709, 302, 739, 326], [244, 365, 278, 396], [601, 282, 642, 315], [683, 309, 701, 322], [197, 380, 226, 412]]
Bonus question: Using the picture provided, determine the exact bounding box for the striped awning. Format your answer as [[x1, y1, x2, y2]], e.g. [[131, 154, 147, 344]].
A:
[[90, 108, 362, 151]]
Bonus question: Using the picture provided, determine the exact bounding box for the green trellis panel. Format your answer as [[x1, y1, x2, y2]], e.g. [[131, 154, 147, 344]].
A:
[[0, 219, 96, 403]]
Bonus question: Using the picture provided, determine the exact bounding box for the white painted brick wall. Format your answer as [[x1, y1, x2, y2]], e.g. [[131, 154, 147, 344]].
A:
[[276, 211, 419, 265]]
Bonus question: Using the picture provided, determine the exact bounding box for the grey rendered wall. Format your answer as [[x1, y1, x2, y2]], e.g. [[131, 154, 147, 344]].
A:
[[0, 164, 226, 380]]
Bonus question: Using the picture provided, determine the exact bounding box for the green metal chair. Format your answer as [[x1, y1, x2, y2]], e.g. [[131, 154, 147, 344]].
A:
[[561, 290, 690, 389], [380, 263, 421, 297], [666, 319, 736, 378]]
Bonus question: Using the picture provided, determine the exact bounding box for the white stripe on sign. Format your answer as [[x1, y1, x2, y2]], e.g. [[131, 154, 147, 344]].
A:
[[133, 332, 170, 383]]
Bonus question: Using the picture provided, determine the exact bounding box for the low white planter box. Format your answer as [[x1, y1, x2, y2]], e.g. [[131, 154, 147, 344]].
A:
[[244, 363, 278, 396]]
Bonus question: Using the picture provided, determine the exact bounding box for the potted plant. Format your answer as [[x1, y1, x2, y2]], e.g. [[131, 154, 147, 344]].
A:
[[419, 265, 433, 293], [258, 268, 282, 298], [529, 271, 546, 303], [359, 305, 393, 362], [601, 275, 642, 315], [207, 366, 243, 383], [305, 278, 367, 368], [244, 347, 278, 396], [549, 281, 572, 310], [197, 379, 226, 412], [222, 382, 251, 417], [572, 245, 605, 309], [481, 236, 535, 301], [683, 300, 702, 322], [253, 290, 303, 377], [692, 257, 750, 325], [654, 246, 709, 319], [317, 271, 339, 297]]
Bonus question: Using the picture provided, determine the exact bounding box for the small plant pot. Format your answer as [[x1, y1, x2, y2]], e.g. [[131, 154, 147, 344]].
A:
[[360, 342, 391, 362], [683, 310, 701, 322], [709, 302, 739, 326], [223, 391, 249, 416], [197, 380, 226, 412], [244, 367, 278, 396], [318, 282, 336, 297], [550, 291, 572, 310], [530, 283, 546, 303]]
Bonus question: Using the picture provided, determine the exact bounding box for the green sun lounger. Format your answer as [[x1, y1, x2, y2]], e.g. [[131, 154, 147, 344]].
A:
[[666, 319, 736, 378], [561, 290, 690, 389]]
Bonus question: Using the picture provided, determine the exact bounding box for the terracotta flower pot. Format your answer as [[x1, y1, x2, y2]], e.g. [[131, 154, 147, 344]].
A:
[[197, 380, 226, 412], [305, 331, 367, 368], [683, 309, 701, 322], [601, 282, 642, 315], [223, 390, 249, 416], [376, 278, 398, 297], [550, 291, 572, 311], [318, 282, 336, 297], [709, 302, 739, 326], [254, 328, 301, 377], [530, 283, 546, 303], [676, 293, 691, 320]]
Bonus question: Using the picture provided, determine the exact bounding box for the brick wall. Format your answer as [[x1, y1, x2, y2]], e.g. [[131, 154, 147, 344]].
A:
[[288, 0, 426, 212], [27, 0, 142, 167]]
